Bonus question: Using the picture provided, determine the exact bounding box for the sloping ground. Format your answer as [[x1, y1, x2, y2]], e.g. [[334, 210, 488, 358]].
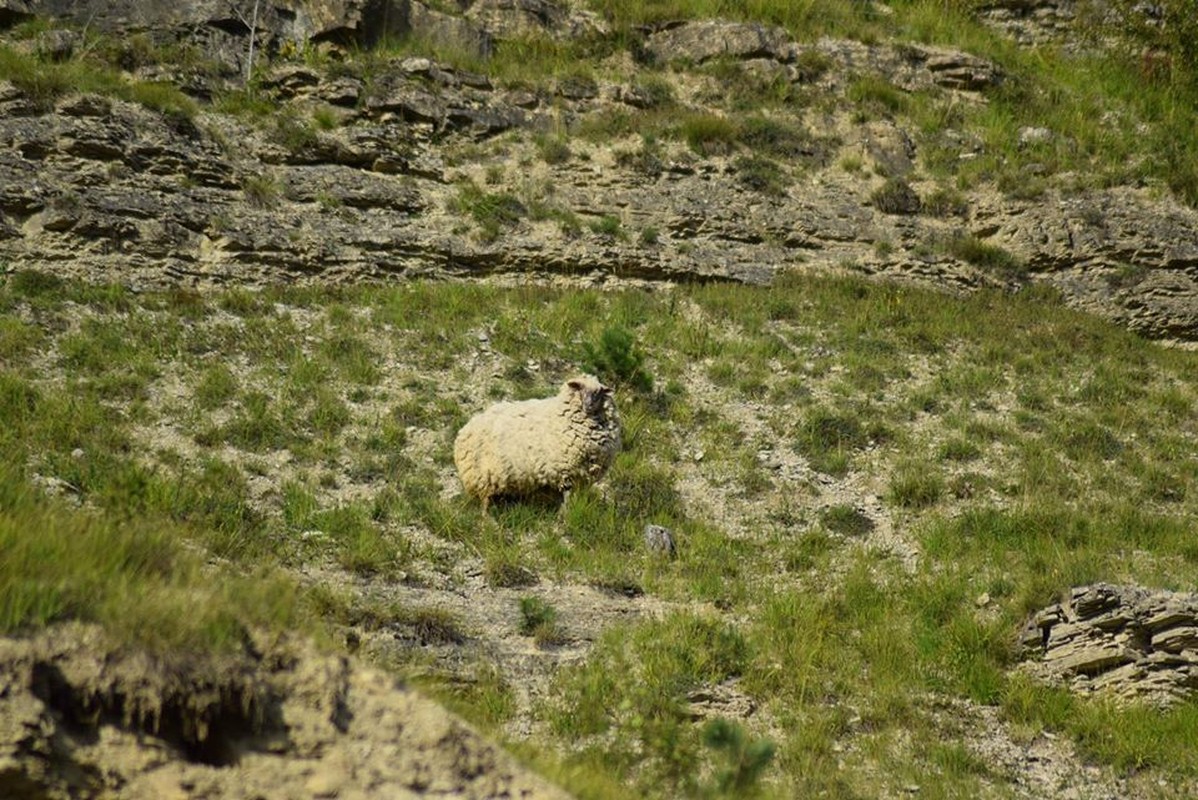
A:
[[3, 274, 1195, 797], [0, 623, 571, 799], [3, 2, 1198, 797]]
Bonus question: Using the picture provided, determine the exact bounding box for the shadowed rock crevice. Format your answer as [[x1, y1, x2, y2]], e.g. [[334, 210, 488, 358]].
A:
[[0, 623, 569, 799], [28, 659, 273, 767]]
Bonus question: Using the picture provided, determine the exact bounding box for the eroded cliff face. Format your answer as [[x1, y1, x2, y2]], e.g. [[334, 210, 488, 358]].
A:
[[1, 0, 1197, 341], [0, 623, 571, 799]]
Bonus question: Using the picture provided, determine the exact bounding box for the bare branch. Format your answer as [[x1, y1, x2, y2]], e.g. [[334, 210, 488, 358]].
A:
[[226, 0, 261, 84]]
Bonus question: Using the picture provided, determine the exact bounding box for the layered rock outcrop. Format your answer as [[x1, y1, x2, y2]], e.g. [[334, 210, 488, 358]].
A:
[[1021, 585, 1198, 706], [1, 3, 1197, 340]]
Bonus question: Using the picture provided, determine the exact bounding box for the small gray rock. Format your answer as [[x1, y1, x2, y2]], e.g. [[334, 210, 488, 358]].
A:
[[644, 524, 675, 556]]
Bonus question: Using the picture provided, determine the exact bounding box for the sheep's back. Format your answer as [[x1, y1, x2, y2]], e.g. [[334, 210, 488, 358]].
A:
[[453, 397, 567, 497], [453, 394, 618, 499]]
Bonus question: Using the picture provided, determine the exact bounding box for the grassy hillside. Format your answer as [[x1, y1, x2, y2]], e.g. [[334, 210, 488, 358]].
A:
[[2, 268, 1196, 796], [5, 0, 1198, 795]]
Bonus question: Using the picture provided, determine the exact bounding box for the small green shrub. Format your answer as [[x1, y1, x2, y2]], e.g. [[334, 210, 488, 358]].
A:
[[307, 390, 351, 437], [793, 48, 833, 82], [871, 177, 921, 214], [631, 75, 675, 108], [679, 113, 739, 156], [0, 45, 118, 111], [398, 606, 466, 644], [420, 663, 516, 731], [312, 105, 340, 130], [537, 135, 572, 164], [270, 114, 320, 153], [0, 318, 43, 362], [701, 718, 777, 798], [734, 155, 787, 195], [519, 596, 565, 646], [923, 186, 970, 217], [486, 556, 539, 588], [942, 232, 1025, 278], [589, 214, 625, 239], [452, 183, 527, 241], [820, 505, 875, 536], [6, 270, 65, 298], [847, 74, 908, 117], [213, 88, 277, 118], [889, 461, 945, 509], [738, 116, 817, 159], [581, 326, 653, 392], [195, 363, 238, 409], [784, 530, 836, 572], [320, 332, 381, 385], [794, 407, 877, 476], [242, 174, 283, 208], [1057, 420, 1124, 461], [939, 436, 982, 462]]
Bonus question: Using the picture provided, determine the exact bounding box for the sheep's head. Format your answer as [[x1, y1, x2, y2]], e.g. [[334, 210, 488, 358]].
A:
[[565, 375, 614, 417]]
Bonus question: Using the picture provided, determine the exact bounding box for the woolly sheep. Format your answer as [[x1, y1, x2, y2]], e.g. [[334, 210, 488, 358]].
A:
[[453, 375, 621, 510]]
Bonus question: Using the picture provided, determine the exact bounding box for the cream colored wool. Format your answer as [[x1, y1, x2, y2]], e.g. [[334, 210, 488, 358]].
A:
[[453, 375, 621, 509]]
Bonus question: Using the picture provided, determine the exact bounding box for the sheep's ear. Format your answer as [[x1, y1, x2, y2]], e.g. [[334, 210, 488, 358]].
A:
[[567, 379, 584, 392]]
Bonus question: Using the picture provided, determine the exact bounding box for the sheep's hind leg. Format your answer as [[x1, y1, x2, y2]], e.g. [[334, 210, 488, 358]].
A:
[[556, 485, 573, 517]]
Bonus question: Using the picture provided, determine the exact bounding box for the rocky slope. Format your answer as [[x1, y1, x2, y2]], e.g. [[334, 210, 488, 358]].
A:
[[3, 2, 1198, 797], [1, 0, 1197, 340]]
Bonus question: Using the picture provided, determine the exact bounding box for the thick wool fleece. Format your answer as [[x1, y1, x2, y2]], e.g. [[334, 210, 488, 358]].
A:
[[453, 376, 621, 507]]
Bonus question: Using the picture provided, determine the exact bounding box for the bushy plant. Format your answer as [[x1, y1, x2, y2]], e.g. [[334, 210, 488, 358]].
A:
[[942, 232, 1025, 278], [398, 606, 466, 645], [519, 596, 564, 646], [871, 177, 921, 214], [734, 155, 787, 196], [631, 75, 675, 108], [888, 461, 945, 509], [536, 134, 572, 164], [701, 718, 776, 798], [451, 183, 527, 241], [680, 112, 739, 156], [581, 326, 654, 392], [589, 214, 625, 239], [820, 504, 875, 536], [242, 174, 283, 209]]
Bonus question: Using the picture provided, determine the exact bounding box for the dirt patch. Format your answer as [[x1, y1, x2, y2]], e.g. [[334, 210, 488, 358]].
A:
[[309, 564, 680, 739], [931, 697, 1133, 800], [0, 623, 570, 799]]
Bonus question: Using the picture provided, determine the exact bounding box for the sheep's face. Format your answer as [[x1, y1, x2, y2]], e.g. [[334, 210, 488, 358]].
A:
[[566, 376, 613, 418]]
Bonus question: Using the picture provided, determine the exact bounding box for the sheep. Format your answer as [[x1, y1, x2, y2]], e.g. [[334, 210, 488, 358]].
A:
[[453, 375, 621, 510]]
